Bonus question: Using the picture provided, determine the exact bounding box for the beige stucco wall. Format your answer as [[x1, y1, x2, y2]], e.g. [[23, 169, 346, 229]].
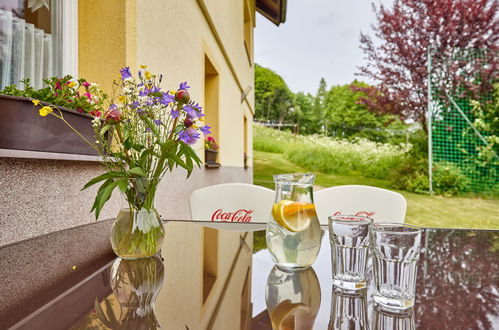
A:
[[134, 0, 254, 168]]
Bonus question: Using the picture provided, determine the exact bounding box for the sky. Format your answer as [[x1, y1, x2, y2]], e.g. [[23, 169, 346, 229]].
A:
[[255, 0, 393, 95]]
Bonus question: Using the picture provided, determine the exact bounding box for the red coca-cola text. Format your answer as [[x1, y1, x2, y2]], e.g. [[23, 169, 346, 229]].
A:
[[211, 209, 254, 222]]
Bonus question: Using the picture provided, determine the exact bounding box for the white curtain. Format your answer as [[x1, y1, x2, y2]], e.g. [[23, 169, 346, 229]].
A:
[[0, 9, 13, 89], [11, 17, 25, 88], [0, 9, 54, 90]]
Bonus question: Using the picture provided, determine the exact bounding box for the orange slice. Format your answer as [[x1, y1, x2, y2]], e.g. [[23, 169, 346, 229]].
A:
[[270, 300, 313, 330], [272, 200, 316, 232]]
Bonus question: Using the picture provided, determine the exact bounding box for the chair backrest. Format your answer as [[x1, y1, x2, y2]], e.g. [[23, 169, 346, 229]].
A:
[[314, 185, 407, 224], [189, 183, 274, 231]]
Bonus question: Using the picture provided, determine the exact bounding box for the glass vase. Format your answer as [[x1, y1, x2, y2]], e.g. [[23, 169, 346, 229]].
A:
[[266, 173, 322, 270], [110, 178, 165, 259]]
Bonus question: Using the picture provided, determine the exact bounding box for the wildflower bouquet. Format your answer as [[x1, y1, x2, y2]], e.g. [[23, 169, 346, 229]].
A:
[[32, 66, 210, 258]]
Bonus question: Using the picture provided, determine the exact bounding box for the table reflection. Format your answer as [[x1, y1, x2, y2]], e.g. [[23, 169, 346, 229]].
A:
[[265, 266, 321, 329], [72, 256, 164, 329], [1, 223, 498, 330], [372, 306, 415, 330], [329, 288, 368, 330]]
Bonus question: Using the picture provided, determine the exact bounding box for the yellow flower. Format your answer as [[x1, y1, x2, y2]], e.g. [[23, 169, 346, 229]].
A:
[[199, 117, 205, 122], [39, 106, 53, 117], [145, 71, 152, 80], [192, 124, 198, 129], [118, 95, 126, 104], [169, 90, 176, 95], [68, 81, 76, 88], [140, 65, 148, 69], [32, 99, 40, 106]]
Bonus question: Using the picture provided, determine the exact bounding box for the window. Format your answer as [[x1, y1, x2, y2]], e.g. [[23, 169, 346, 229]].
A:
[[0, 0, 77, 90], [204, 54, 220, 152], [203, 227, 218, 304]]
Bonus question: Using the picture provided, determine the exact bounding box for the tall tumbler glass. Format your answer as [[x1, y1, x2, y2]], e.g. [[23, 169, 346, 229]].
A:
[[370, 223, 422, 310], [329, 215, 372, 291]]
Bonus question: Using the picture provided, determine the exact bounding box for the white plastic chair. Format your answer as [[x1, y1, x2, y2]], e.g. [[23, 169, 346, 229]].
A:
[[189, 183, 274, 231], [314, 185, 407, 224]]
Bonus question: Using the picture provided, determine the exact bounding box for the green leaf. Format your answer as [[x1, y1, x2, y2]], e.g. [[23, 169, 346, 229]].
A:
[[100, 125, 111, 136], [91, 179, 114, 213], [128, 166, 147, 177], [82, 171, 124, 190], [117, 178, 128, 192], [95, 180, 120, 220]]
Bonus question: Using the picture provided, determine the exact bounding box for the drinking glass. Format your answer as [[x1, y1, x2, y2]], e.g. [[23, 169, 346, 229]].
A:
[[328, 288, 368, 330], [328, 215, 372, 290], [370, 223, 422, 310]]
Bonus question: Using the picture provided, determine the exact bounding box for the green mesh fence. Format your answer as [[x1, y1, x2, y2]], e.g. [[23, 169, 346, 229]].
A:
[[430, 49, 498, 193]]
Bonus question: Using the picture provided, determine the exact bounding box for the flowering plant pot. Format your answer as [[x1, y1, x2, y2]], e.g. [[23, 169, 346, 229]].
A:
[[0, 95, 99, 155], [205, 149, 219, 164]]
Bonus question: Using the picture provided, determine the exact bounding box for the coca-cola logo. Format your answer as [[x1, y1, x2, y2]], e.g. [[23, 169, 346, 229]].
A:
[[211, 209, 254, 222], [332, 211, 376, 220]]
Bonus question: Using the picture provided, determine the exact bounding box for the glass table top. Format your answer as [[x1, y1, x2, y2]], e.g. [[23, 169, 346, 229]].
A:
[[0, 220, 497, 329]]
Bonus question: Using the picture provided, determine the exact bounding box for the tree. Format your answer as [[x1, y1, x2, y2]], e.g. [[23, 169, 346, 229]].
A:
[[293, 92, 315, 134], [356, 0, 498, 127], [325, 81, 406, 142], [313, 78, 329, 134], [254, 64, 294, 123]]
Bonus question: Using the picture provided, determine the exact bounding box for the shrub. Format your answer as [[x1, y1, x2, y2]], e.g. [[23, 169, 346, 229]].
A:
[[433, 162, 471, 196], [390, 132, 429, 193]]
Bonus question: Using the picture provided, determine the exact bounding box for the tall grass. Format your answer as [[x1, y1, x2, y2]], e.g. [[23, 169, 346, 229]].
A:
[[254, 125, 409, 179]]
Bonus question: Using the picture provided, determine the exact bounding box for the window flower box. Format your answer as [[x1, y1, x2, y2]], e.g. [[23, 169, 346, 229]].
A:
[[0, 95, 99, 156]]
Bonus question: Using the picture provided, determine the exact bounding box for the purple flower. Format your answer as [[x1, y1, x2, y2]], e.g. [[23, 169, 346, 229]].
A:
[[178, 128, 200, 145], [179, 81, 190, 90], [160, 92, 174, 106], [139, 88, 150, 97], [109, 103, 118, 110], [192, 103, 202, 111], [154, 119, 162, 126], [120, 67, 132, 80], [170, 109, 180, 118], [200, 125, 211, 135], [130, 101, 140, 109], [183, 105, 197, 119]]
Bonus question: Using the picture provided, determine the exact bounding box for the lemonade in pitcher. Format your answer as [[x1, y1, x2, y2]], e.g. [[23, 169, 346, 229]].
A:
[[266, 173, 322, 270]]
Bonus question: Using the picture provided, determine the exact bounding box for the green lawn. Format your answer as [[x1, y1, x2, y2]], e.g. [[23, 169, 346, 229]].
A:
[[254, 150, 499, 229]]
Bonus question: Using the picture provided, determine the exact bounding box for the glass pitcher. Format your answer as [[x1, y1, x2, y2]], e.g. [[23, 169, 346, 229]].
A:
[[266, 173, 322, 270], [266, 266, 321, 330]]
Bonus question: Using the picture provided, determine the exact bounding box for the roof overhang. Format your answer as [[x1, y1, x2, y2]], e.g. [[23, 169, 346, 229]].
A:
[[256, 0, 287, 26]]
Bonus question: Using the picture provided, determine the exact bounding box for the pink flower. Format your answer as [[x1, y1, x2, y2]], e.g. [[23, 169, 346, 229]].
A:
[[207, 136, 214, 142], [82, 82, 91, 88], [90, 109, 101, 117], [105, 107, 122, 124], [55, 81, 62, 90], [175, 90, 190, 103], [84, 92, 92, 100], [76, 108, 85, 113]]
